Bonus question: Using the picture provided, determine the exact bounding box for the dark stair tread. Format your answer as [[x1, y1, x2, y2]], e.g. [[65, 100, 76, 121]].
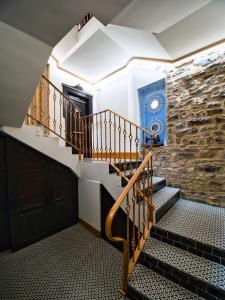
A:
[[129, 264, 203, 300], [142, 237, 225, 293]]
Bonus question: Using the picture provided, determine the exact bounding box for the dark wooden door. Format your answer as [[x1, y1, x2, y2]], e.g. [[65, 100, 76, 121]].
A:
[[7, 138, 46, 250], [0, 134, 10, 251], [63, 84, 93, 156], [7, 137, 78, 251]]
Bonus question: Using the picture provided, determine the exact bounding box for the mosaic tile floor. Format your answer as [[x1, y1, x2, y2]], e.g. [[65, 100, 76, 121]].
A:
[[129, 264, 203, 300], [156, 199, 225, 250], [152, 186, 180, 211], [0, 224, 126, 300], [143, 237, 225, 291]]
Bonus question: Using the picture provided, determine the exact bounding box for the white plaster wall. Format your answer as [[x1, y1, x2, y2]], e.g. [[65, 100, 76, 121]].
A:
[[94, 63, 167, 124], [78, 179, 101, 231]]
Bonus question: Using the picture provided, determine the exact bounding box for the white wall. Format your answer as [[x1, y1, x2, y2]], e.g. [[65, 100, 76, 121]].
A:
[[78, 179, 101, 231], [94, 62, 168, 125]]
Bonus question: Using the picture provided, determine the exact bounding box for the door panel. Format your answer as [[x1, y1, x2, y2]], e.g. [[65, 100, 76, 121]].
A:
[[0, 134, 10, 251], [7, 137, 78, 251], [7, 139, 46, 250]]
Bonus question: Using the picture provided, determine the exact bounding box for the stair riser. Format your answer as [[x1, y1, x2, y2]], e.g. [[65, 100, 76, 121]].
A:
[[139, 253, 225, 300], [151, 227, 225, 266], [128, 286, 152, 300], [155, 191, 180, 222]]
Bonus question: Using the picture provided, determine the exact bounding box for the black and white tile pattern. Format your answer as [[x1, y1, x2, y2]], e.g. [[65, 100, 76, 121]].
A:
[[0, 224, 126, 300], [141, 237, 225, 299], [156, 199, 225, 251], [128, 264, 203, 300]]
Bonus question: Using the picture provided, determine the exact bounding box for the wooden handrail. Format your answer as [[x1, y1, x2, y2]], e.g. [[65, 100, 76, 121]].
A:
[[42, 75, 81, 113], [80, 109, 154, 137], [105, 150, 153, 241], [105, 150, 154, 294]]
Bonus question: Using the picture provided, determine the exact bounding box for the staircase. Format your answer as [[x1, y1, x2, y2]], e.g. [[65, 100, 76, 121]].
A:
[[4, 75, 224, 299]]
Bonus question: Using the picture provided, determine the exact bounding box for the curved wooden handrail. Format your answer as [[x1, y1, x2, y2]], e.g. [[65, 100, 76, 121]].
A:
[[80, 109, 154, 137], [105, 150, 153, 242], [42, 75, 81, 113]]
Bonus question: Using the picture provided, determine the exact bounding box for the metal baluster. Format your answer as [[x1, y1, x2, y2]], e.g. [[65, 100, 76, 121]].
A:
[[74, 106, 77, 146], [123, 119, 127, 172], [114, 114, 116, 163], [89, 117, 91, 157], [132, 185, 136, 260], [118, 117, 121, 169], [65, 99, 68, 142], [135, 127, 139, 170], [129, 124, 133, 176], [96, 115, 99, 160], [104, 111, 107, 160], [109, 111, 112, 163], [137, 179, 141, 250], [142, 169, 146, 239], [59, 95, 62, 136], [142, 131, 145, 161], [100, 113, 103, 160], [70, 101, 73, 144], [53, 89, 56, 132]]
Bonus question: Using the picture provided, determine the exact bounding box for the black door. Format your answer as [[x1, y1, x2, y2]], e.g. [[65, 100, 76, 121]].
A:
[[7, 138, 46, 250], [63, 84, 93, 156], [7, 137, 78, 250], [0, 133, 10, 251]]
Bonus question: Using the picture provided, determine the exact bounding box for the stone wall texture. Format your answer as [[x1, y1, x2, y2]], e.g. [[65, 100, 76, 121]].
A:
[[153, 50, 225, 206]]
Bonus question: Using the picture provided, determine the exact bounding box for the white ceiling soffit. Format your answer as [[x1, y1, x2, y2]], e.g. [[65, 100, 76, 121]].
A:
[[156, 0, 225, 59], [111, 0, 213, 33], [0, 0, 131, 46], [61, 30, 130, 82], [103, 25, 171, 59], [53, 17, 104, 63]]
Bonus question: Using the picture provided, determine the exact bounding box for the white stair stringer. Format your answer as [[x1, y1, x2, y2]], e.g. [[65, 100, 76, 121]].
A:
[[1, 125, 80, 177]]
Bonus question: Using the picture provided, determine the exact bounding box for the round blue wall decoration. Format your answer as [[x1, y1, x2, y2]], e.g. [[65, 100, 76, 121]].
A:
[[148, 120, 164, 136], [147, 96, 162, 113]]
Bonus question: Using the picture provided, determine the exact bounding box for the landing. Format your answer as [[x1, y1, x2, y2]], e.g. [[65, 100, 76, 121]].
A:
[[156, 199, 225, 251], [0, 224, 125, 300]]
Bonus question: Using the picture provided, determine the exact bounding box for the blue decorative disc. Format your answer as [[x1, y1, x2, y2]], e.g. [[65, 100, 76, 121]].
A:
[[147, 96, 162, 113], [148, 120, 164, 136]]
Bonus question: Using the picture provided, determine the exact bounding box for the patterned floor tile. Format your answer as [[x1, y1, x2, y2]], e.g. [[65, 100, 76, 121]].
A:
[[143, 237, 225, 291], [129, 264, 203, 300], [0, 224, 126, 300], [156, 199, 225, 250]]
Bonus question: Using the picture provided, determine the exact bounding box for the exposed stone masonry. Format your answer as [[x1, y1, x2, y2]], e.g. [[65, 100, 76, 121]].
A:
[[153, 50, 225, 206]]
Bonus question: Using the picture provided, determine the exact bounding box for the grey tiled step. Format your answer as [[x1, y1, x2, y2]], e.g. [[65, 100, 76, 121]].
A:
[[140, 237, 225, 300], [151, 199, 225, 265], [128, 264, 203, 300], [153, 186, 180, 222]]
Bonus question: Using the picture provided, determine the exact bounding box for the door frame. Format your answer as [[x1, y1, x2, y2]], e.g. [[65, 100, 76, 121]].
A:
[[62, 84, 93, 117]]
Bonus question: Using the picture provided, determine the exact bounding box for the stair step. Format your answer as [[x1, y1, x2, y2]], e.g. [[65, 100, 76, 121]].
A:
[[152, 199, 225, 265], [153, 187, 180, 222], [109, 160, 142, 174], [128, 264, 203, 300], [140, 237, 225, 299]]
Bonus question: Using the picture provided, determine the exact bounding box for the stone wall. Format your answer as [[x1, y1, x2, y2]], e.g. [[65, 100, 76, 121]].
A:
[[153, 49, 225, 206]]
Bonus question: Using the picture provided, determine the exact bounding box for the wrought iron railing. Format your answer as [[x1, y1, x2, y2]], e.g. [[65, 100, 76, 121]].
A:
[[77, 13, 93, 31], [80, 109, 154, 175], [27, 75, 83, 156], [106, 150, 154, 294]]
